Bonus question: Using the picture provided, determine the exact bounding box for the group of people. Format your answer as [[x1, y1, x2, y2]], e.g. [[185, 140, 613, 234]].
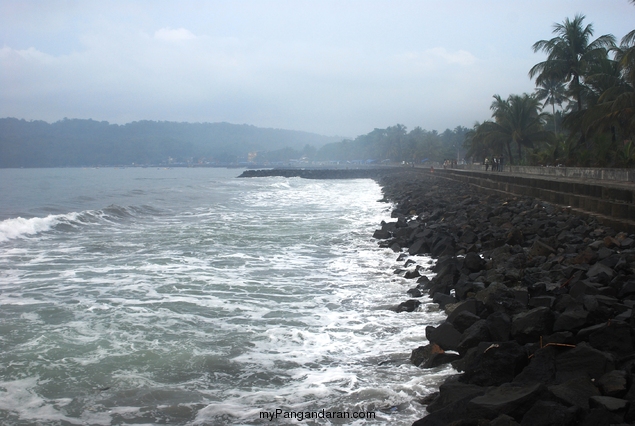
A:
[[443, 159, 458, 169], [484, 156, 504, 172]]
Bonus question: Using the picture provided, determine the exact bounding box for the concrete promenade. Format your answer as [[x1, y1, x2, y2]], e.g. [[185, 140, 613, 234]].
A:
[[433, 166, 635, 234]]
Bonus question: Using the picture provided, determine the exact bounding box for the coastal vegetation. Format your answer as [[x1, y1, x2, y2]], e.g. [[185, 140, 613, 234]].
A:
[[313, 125, 470, 165], [466, 12, 635, 167]]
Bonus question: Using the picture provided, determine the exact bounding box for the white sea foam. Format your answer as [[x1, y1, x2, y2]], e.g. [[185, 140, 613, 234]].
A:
[[0, 168, 453, 425], [0, 215, 64, 242]]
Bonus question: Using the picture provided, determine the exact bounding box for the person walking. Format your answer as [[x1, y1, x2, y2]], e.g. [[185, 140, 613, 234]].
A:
[[484, 157, 490, 171]]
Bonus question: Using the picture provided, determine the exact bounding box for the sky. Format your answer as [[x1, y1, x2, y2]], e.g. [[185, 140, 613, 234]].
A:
[[1, 1, 634, 138]]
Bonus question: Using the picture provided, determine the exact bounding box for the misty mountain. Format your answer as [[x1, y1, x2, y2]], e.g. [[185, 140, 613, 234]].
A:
[[0, 118, 343, 167]]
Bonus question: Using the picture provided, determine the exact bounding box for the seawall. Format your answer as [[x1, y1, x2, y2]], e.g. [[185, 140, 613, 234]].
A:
[[241, 167, 635, 424]]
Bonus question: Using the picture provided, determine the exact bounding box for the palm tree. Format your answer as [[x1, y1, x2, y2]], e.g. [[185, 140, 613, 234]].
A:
[[529, 14, 616, 112], [534, 78, 568, 132], [465, 94, 550, 165], [584, 28, 635, 143]]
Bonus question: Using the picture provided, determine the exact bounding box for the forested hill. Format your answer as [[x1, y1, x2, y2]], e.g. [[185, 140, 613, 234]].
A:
[[0, 118, 343, 167]]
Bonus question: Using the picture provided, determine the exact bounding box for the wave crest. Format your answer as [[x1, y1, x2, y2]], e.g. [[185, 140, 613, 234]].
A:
[[0, 215, 69, 242], [0, 204, 150, 243]]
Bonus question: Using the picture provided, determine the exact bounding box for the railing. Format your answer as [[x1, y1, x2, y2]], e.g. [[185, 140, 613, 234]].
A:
[[456, 164, 635, 183]]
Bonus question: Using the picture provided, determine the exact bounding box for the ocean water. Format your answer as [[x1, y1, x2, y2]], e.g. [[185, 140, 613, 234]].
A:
[[0, 167, 451, 426]]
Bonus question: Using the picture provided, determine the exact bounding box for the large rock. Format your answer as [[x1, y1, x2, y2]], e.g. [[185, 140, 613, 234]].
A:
[[457, 320, 492, 355], [588, 395, 629, 412], [529, 240, 556, 258], [372, 229, 391, 239], [413, 382, 490, 426], [511, 307, 554, 344], [487, 312, 512, 342], [394, 299, 421, 313], [477, 282, 527, 316], [426, 382, 490, 414], [464, 251, 485, 272], [409, 238, 429, 255], [468, 382, 546, 420], [451, 310, 482, 334], [555, 342, 615, 382], [596, 370, 628, 397], [548, 376, 600, 409], [552, 307, 588, 332], [411, 343, 444, 367], [587, 320, 634, 356], [425, 322, 462, 351], [520, 400, 579, 426], [513, 346, 558, 385], [459, 341, 528, 387]]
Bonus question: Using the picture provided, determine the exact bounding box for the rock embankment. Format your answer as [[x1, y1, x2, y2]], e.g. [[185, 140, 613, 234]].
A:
[[374, 169, 635, 426], [239, 168, 402, 180]]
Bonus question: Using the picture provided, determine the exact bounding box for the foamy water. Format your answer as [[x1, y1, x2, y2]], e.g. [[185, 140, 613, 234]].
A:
[[0, 168, 451, 425]]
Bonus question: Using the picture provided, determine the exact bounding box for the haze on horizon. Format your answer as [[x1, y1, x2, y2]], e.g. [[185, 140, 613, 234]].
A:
[[1, 0, 633, 139]]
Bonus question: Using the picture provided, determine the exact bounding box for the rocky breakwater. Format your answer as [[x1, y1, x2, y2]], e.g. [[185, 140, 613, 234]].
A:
[[374, 169, 635, 426], [239, 168, 402, 179]]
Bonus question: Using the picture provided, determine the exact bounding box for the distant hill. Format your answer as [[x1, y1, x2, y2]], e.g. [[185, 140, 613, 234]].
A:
[[0, 118, 343, 167]]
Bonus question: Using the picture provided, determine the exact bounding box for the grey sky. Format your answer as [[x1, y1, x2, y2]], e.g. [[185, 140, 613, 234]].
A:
[[1, 1, 633, 138]]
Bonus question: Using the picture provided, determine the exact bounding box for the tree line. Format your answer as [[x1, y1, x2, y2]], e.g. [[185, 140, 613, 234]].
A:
[[0, 118, 341, 167], [311, 125, 469, 164], [465, 8, 635, 167]]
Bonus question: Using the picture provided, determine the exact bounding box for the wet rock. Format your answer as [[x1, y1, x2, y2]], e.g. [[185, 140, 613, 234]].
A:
[[451, 310, 482, 334], [373, 229, 391, 239], [432, 292, 457, 308], [426, 322, 462, 352], [407, 287, 423, 298], [411, 344, 438, 367], [404, 268, 421, 279], [394, 299, 421, 313]]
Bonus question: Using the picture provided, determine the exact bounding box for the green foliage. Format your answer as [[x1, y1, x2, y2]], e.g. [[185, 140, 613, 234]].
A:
[[314, 125, 468, 163], [463, 93, 551, 165], [522, 13, 635, 167]]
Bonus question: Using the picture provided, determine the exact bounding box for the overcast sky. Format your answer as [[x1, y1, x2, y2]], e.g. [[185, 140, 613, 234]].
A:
[[1, 1, 634, 138]]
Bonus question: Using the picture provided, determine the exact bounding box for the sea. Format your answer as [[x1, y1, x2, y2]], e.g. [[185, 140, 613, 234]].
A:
[[0, 167, 453, 426]]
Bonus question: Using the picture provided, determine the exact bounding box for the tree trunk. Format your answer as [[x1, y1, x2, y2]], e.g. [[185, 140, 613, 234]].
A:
[[506, 141, 514, 166]]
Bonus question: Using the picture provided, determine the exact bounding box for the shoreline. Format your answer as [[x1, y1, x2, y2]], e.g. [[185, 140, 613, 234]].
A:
[[240, 168, 635, 424], [374, 169, 635, 425]]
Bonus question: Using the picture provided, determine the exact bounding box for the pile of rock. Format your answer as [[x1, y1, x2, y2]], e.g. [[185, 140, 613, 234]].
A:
[[373, 170, 635, 426]]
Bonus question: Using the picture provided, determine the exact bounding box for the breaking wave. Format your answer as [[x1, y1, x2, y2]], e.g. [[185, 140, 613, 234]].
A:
[[0, 204, 153, 243]]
